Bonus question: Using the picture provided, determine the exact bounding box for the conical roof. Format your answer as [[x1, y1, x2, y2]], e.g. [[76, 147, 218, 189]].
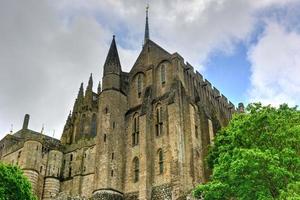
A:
[[103, 36, 122, 76]]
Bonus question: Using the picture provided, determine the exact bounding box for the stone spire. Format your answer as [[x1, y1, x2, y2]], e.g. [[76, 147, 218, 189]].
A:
[[144, 4, 150, 45], [84, 74, 93, 106], [103, 35, 122, 76], [87, 73, 93, 91], [97, 81, 102, 94], [73, 83, 84, 113], [63, 111, 72, 131], [78, 82, 84, 100]]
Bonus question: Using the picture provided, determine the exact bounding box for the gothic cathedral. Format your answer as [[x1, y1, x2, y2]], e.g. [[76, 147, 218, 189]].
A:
[[0, 8, 237, 200]]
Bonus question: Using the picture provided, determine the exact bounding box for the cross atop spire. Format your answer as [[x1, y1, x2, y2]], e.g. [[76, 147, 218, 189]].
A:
[[144, 4, 150, 45]]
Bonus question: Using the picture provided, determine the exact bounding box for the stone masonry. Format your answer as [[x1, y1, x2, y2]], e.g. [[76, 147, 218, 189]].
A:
[[0, 8, 237, 200]]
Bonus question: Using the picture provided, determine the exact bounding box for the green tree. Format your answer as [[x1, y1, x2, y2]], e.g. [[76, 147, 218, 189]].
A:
[[0, 162, 37, 200], [194, 103, 300, 200]]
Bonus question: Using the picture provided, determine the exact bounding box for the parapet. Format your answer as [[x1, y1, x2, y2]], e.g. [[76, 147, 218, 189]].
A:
[[204, 79, 212, 88], [186, 62, 194, 72], [195, 71, 203, 82], [212, 87, 221, 98]]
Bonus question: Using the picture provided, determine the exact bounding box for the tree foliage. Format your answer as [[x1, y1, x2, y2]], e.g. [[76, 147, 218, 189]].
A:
[[194, 103, 300, 200], [0, 162, 37, 200]]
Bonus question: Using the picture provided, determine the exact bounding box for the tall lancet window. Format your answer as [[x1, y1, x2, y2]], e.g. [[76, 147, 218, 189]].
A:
[[80, 114, 86, 135], [137, 74, 143, 98], [155, 104, 163, 136], [132, 113, 139, 146], [91, 114, 97, 136], [161, 64, 166, 85], [133, 157, 139, 182], [158, 149, 164, 174]]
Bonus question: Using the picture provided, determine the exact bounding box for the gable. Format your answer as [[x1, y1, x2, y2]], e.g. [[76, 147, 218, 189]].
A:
[[130, 40, 171, 74]]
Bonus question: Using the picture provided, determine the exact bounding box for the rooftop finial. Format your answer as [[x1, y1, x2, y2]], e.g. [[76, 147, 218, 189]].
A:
[[41, 124, 44, 134], [10, 124, 13, 134], [144, 3, 150, 45]]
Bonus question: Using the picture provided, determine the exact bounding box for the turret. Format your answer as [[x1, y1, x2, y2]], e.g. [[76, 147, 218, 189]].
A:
[[43, 150, 63, 200], [93, 35, 127, 199], [102, 36, 122, 91]]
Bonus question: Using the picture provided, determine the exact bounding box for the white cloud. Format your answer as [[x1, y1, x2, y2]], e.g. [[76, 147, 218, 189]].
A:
[[248, 22, 300, 106], [0, 0, 299, 139]]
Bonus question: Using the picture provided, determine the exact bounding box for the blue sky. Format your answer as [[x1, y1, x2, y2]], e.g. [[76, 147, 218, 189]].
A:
[[0, 0, 300, 139], [203, 43, 251, 105]]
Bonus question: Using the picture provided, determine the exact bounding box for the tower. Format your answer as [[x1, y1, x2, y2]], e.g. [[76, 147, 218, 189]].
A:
[[93, 36, 128, 200], [102, 35, 122, 91]]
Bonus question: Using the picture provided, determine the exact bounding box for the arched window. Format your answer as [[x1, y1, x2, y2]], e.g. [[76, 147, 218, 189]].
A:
[[132, 114, 139, 146], [133, 157, 139, 182], [158, 149, 164, 174], [91, 114, 97, 136], [137, 74, 143, 98], [155, 105, 163, 136], [195, 125, 198, 138], [80, 114, 86, 135], [161, 64, 166, 85], [17, 151, 21, 158], [69, 167, 72, 177]]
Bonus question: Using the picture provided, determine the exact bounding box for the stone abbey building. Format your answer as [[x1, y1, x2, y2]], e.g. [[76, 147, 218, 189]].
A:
[[0, 9, 237, 200]]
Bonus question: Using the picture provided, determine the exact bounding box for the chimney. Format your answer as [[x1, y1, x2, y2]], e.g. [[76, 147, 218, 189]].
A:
[[238, 103, 245, 113], [22, 114, 30, 129]]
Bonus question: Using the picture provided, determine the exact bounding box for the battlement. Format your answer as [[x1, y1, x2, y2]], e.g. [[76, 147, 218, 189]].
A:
[[179, 60, 235, 116]]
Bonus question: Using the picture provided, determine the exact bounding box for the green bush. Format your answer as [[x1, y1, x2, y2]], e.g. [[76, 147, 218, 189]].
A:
[[0, 162, 37, 200]]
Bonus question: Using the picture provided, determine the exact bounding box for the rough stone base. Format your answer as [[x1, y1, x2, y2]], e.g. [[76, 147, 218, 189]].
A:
[[54, 192, 90, 200], [151, 184, 172, 200], [93, 190, 123, 200]]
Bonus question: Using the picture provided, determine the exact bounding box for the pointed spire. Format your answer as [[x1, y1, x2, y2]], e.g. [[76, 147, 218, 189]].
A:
[[86, 73, 93, 93], [78, 82, 84, 99], [73, 83, 84, 114], [103, 35, 122, 76], [144, 4, 150, 45], [88, 73, 93, 88], [97, 81, 102, 94], [63, 111, 72, 131]]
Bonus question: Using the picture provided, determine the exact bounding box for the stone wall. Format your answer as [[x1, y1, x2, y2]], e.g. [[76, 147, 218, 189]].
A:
[[93, 190, 123, 200], [151, 184, 172, 200], [124, 192, 138, 200]]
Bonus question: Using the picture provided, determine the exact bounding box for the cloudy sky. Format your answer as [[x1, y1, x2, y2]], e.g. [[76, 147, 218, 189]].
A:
[[1, 0, 300, 139]]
